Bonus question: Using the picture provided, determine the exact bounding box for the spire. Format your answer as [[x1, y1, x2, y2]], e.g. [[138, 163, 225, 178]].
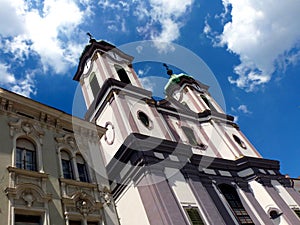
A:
[[86, 32, 96, 43], [163, 63, 173, 76]]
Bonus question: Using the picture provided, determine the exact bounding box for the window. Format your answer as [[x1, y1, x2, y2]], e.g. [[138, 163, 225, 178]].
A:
[[219, 184, 254, 225], [232, 134, 247, 149], [138, 111, 150, 128], [184, 207, 205, 225], [76, 154, 89, 182], [293, 209, 300, 218], [69, 221, 81, 225], [200, 94, 210, 108], [61, 150, 74, 179], [16, 138, 37, 171], [182, 126, 207, 149], [89, 72, 100, 98], [15, 214, 41, 225], [200, 94, 217, 111], [115, 64, 131, 84]]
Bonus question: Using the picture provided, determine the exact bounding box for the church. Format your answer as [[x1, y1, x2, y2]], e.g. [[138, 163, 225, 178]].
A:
[[1, 38, 300, 225]]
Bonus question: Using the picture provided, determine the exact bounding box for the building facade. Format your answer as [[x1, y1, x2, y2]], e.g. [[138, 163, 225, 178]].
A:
[[0, 88, 119, 225], [73, 39, 300, 225], [1, 38, 300, 225]]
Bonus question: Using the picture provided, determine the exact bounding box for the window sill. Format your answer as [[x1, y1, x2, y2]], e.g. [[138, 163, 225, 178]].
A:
[[7, 166, 48, 178], [59, 178, 97, 188]]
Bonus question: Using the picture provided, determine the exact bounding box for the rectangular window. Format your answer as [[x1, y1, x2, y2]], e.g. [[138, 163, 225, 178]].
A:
[[87, 222, 99, 225], [62, 159, 73, 179], [16, 148, 23, 169], [90, 74, 100, 98], [69, 221, 81, 225], [184, 207, 205, 225], [16, 148, 36, 171], [15, 214, 41, 225], [25, 150, 36, 171], [293, 209, 300, 218], [77, 163, 89, 182]]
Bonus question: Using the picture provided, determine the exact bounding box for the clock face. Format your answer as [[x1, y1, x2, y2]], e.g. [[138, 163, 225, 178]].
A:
[[104, 122, 115, 145], [173, 90, 182, 101], [83, 58, 91, 74]]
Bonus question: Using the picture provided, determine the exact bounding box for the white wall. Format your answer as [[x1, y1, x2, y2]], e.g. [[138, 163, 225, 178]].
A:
[[115, 183, 150, 225]]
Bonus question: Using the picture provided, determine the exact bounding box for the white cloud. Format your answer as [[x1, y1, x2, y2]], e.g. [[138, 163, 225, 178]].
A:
[[0, 63, 36, 97], [11, 73, 36, 97], [0, 64, 16, 85], [0, 0, 25, 37], [0, 0, 89, 74], [139, 77, 155, 93], [135, 0, 194, 52], [211, 0, 300, 91], [237, 104, 251, 114]]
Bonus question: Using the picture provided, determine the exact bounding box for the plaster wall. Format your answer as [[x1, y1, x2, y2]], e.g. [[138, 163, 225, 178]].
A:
[[115, 183, 150, 225]]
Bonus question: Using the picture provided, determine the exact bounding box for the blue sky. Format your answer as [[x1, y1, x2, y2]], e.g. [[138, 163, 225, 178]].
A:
[[0, 0, 300, 177]]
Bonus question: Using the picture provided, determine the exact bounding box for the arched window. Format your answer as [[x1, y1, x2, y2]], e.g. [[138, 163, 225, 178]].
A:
[[181, 126, 207, 150], [219, 184, 254, 225], [233, 134, 247, 149], [76, 154, 89, 182], [61, 150, 74, 179], [89, 72, 100, 98], [200, 94, 216, 111], [16, 138, 37, 171], [182, 126, 198, 146], [114, 64, 131, 84]]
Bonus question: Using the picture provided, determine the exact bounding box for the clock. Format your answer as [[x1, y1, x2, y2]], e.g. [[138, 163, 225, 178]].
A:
[[104, 122, 115, 145], [83, 58, 91, 74], [173, 90, 182, 101]]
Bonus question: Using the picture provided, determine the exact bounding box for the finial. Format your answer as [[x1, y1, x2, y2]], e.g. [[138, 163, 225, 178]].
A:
[[86, 32, 96, 43], [163, 63, 173, 76]]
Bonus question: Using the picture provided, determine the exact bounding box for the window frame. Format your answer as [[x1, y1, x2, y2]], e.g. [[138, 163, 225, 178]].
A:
[[181, 126, 207, 150], [219, 184, 254, 225], [89, 72, 100, 98], [114, 64, 131, 84], [15, 138, 37, 171], [76, 154, 89, 183], [183, 206, 205, 225], [61, 150, 74, 180]]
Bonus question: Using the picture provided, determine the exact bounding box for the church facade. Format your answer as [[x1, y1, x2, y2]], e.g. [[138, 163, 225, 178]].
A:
[[1, 38, 300, 225], [73, 39, 300, 225]]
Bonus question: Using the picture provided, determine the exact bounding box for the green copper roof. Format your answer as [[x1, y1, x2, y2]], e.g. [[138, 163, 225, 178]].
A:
[[164, 73, 194, 93]]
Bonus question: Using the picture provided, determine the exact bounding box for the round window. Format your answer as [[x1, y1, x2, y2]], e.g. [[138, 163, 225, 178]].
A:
[[138, 111, 150, 128]]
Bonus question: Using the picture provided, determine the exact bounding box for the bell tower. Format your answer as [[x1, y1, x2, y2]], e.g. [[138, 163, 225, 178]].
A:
[[74, 39, 174, 165]]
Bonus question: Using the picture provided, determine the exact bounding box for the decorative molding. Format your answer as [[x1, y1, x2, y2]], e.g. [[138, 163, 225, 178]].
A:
[[55, 133, 77, 149], [5, 183, 52, 206], [101, 186, 112, 206], [8, 118, 45, 144], [73, 191, 98, 217]]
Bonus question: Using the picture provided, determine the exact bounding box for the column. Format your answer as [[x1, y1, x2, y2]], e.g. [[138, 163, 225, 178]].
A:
[[183, 169, 227, 225], [137, 167, 188, 225], [236, 180, 273, 225]]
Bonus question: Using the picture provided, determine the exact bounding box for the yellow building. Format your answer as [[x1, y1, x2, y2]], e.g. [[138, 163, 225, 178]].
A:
[[0, 88, 119, 225]]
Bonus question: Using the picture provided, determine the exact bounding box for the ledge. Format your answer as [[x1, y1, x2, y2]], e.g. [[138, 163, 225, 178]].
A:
[[7, 166, 49, 178], [59, 178, 98, 188]]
